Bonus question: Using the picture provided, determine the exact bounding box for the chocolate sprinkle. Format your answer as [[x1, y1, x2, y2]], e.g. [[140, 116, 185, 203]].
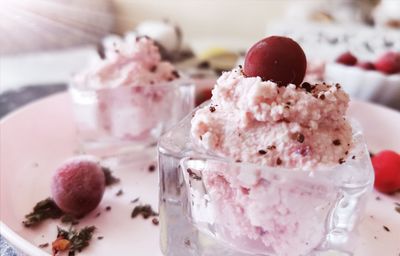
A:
[[339, 158, 345, 164], [171, 70, 180, 78], [296, 133, 305, 143], [258, 150, 267, 155], [276, 158, 282, 165], [333, 139, 341, 146], [187, 168, 202, 180], [116, 189, 123, 196], [383, 225, 390, 232], [97, 236, 104, 240], [131, 197, 140, 204], [105, 206, 111, 211], [319, 94, 325, 100], [39, 243, 49, 248], [149, 65, 157, 72], [152, 218, 159, 225], [148, 164, 156, 172], [267, 145, 276, 150], [301, 82, 313, 93], [395, 206, 400, 214], [184, 239, 191, 246], [209, 106, 216, 112]]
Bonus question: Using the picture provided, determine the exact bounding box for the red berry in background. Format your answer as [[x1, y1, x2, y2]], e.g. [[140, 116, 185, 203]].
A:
[[336, 52, 358, 66], [371, 150, 400, 194], [357, 61, 375, 71], [51, 156, 106, 216], [375, 52, 400, 74], [243, 36, 307, 86], [195, 87, 212, 106]]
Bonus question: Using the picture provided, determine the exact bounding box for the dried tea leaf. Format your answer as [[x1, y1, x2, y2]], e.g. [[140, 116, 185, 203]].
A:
[[102, 167, 120, 186], [131, 205, 158, 219], [23, 198, 63, 227]]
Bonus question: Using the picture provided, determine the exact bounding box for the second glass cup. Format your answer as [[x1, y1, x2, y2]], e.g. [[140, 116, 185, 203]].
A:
[[70, 79, 194, 159]]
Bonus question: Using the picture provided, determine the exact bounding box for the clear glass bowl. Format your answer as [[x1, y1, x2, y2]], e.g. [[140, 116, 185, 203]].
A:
[[70, 79, 194, 159], [158, 104, 374, 256]]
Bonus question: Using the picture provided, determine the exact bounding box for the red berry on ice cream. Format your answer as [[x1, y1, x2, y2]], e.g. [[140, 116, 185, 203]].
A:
[[336, 52, 357, 66], [51, 156, 106, 216], [243, 36, 307, 85], [371, 150, 400, 194], [375, 52, 400, 74]]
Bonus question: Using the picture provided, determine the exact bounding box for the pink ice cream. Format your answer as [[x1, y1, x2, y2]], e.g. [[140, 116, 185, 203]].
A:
[[188, 66, 354, 255], [74, 37, 179, 89], [72, 37, 182, 141], [191, 68, 352, 170]]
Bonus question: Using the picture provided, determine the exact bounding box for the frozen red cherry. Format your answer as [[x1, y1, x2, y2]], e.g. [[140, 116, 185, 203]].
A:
[[357, 61, 375, 71], [336, 52, 357, 66], [371, 150, 400, 194], [51, 156, 106, 216], [375, 52, 400, 74], [195, 87, 212, 106], [243, 36, 307, 85]]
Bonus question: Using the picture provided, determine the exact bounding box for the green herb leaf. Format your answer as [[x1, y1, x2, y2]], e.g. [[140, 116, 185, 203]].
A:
[[131, 204, 158, 219], [23, 198, 63, 227], [54, 226, 96, 254], [102, 167, 120, 186]]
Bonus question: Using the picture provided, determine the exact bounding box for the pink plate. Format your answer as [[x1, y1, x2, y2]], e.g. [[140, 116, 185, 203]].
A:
[[1, 93, 399, 255]]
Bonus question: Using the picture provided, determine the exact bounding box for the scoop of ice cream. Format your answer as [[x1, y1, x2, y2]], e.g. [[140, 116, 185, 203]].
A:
[[198, 162, 337, 255], [74, 37, 179, 89], [191, 68, 352, 170]]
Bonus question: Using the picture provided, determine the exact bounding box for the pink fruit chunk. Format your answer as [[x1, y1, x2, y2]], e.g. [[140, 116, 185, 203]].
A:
[[336, 52, 357, 66], [243, 36, 307, 86], [375, 52, 400, 74], [51, 156, 106, 216]]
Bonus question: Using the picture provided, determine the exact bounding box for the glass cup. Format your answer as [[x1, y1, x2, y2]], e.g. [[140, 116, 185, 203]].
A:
[[158, 105, 374, 256], [70, 79, 194, 160]]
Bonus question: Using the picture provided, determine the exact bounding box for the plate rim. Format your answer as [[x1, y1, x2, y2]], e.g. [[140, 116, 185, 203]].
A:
[[0, 222, 49, 256], [0, 91, 67, 124]]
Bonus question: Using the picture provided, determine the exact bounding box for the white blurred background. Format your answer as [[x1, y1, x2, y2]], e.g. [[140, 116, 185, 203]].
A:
[[1, 0, 399, 108]]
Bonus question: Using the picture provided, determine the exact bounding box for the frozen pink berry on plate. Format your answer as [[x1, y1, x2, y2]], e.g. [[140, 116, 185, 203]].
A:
[[336, 52, 357, 66], [371, 150, 400, 194], [357, 61, 375, 71], [374, 52, 400, 74], [243, 36, 307, 86], [51, 156, 106, 216]]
